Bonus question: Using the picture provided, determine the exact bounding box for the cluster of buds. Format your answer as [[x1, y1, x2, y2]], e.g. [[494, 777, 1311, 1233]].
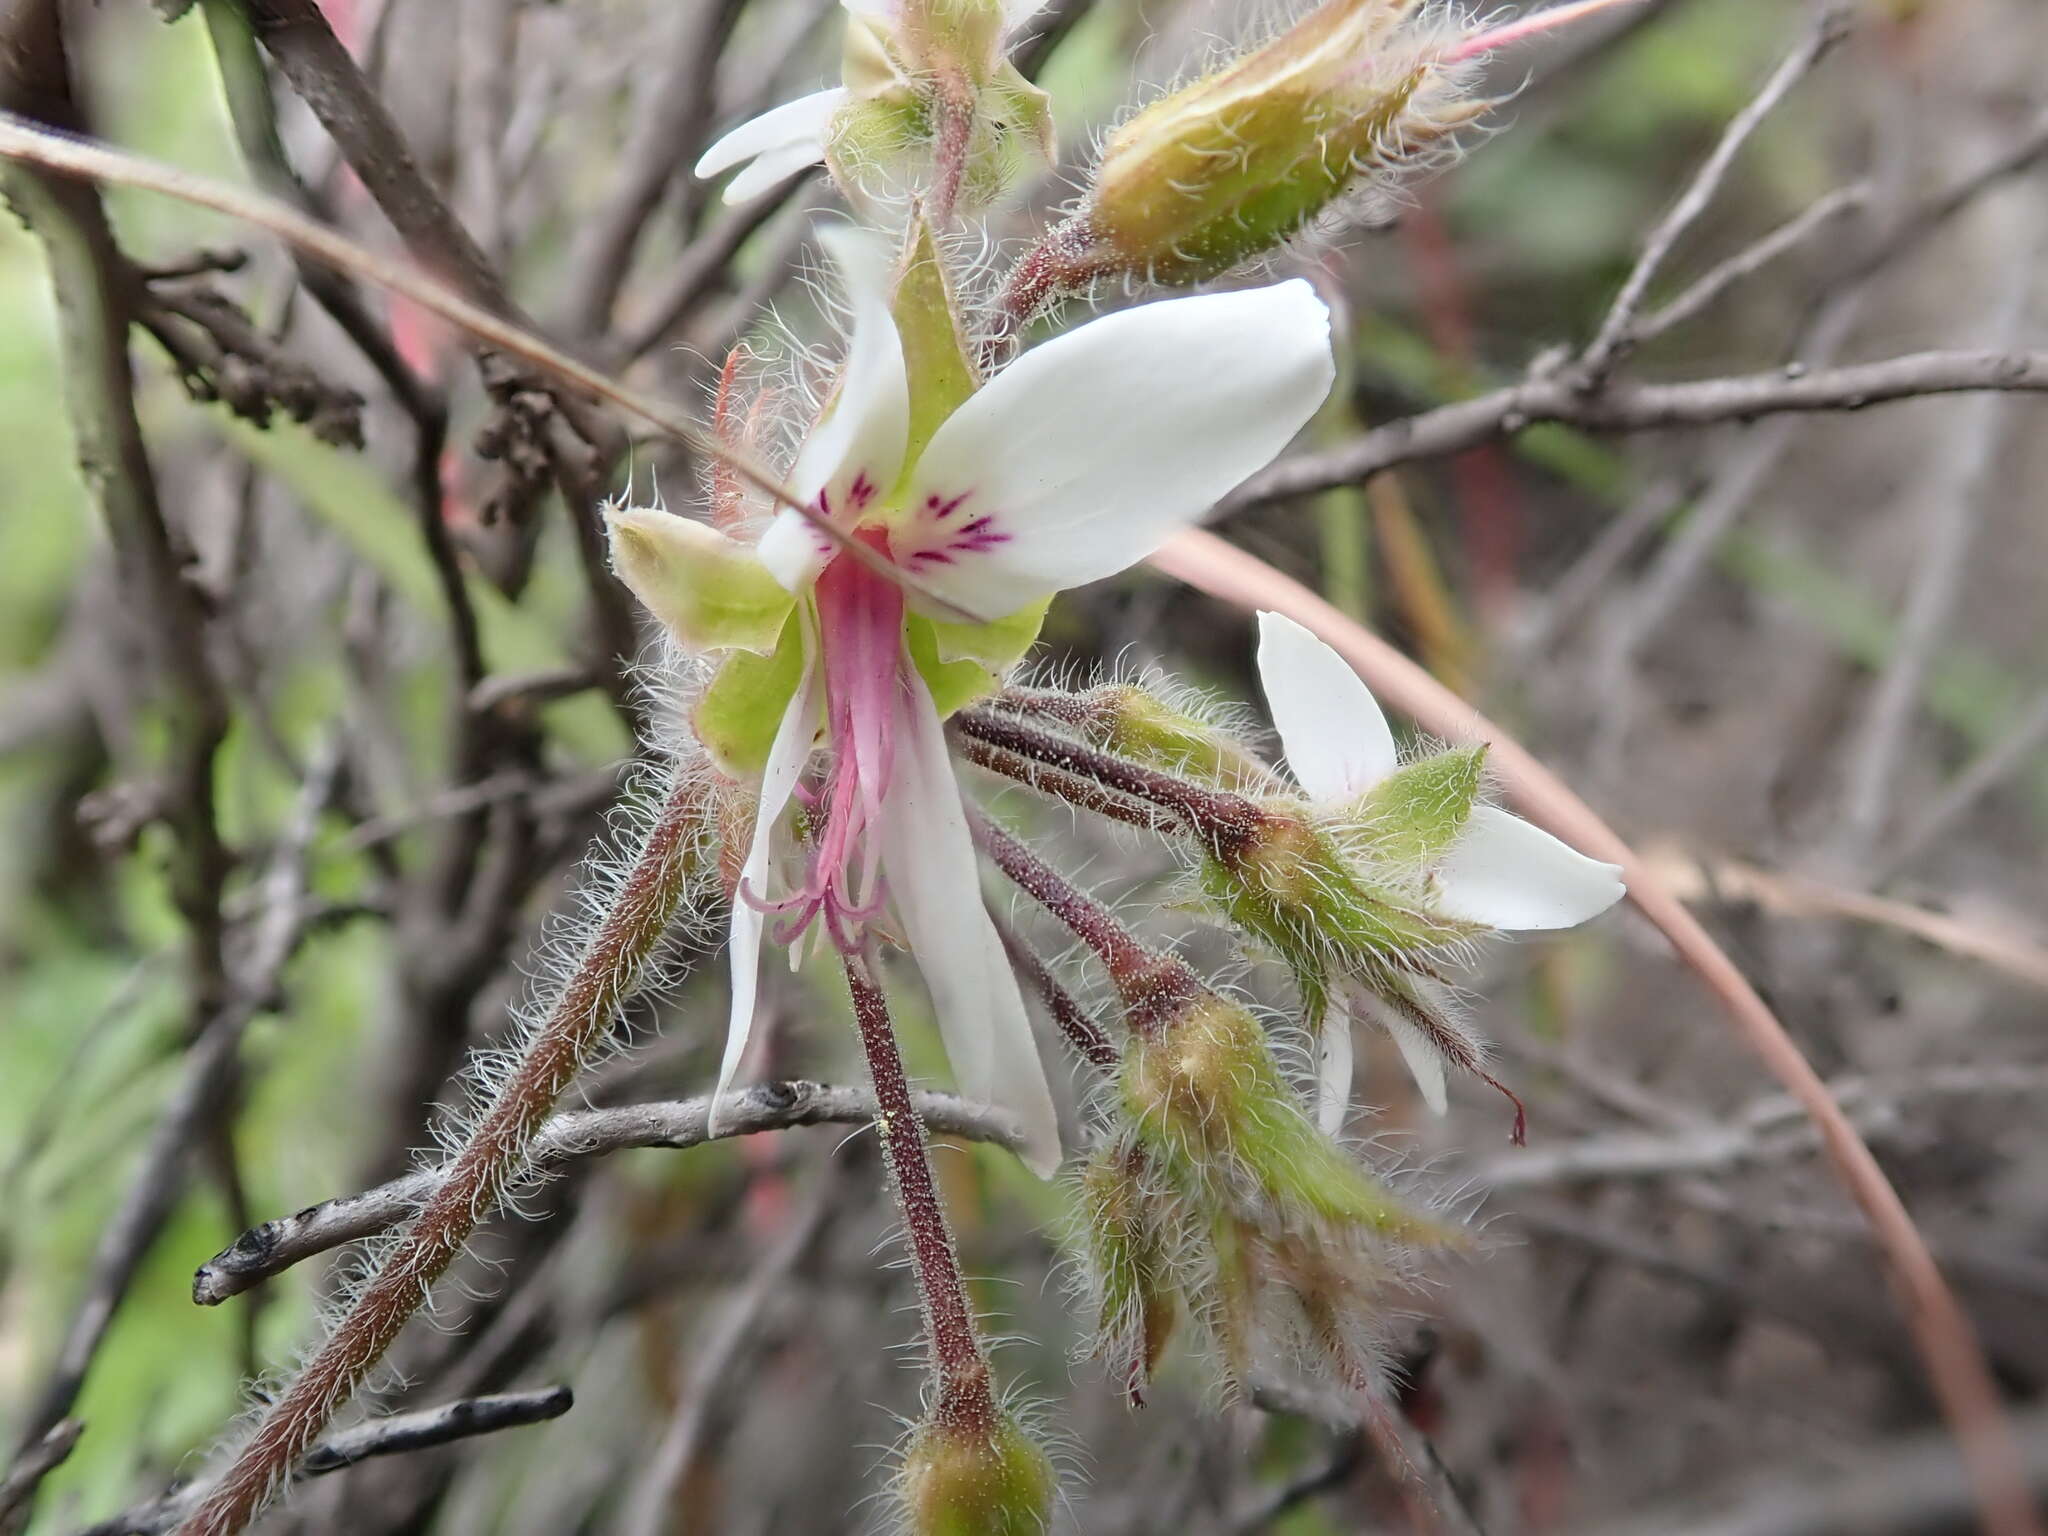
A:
[[167, 5, 1648, 1534], [968, 648, 1618, 1406], [620, 3, 1634, 1526]]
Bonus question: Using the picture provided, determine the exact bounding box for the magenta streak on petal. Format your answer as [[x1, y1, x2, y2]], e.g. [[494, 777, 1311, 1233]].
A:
[[902, 489, 1012, 567], [745, 530, 907, 956]]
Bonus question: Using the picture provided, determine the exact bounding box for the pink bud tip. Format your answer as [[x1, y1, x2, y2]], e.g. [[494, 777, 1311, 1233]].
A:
[[1447, 0, 1648, 63]]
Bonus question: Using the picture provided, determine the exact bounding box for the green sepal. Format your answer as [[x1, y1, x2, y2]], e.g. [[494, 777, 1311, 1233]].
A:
[[923, 594, 1049, 671], [901, 1413, 1056, 1536], [900, 0, 1008, 75], [1347, 744, 1485, 869], [825, 89, 929, 191], [1078, 1139, 1180, 1393], [841, 12, 910, 97], [1098, 686, 1269, 792], [986, 60, 1056, 162], [605, 508, 794, 656], [1200, 814, 1478, 979], [693, 613, 809, 778], [904, 596, 1048, 720], [904, 614, 999, 719], [891, 219, 980, 473]]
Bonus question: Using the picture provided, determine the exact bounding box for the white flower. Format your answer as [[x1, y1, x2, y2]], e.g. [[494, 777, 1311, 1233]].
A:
[[609, 228, 1334, 1175], [695, 0, 1054, 208], [1254, 610, 1626, 1126]]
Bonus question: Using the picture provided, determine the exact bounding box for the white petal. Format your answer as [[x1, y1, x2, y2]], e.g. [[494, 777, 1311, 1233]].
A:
[[711, 640, 822, 1131], [1348, 988, 1449, 1117], [893, 280, 1333, 617], [695, 88, 846, 179], [758, 225, 911, 593], [719, 136, 827, 204], [1256, 610, 1397, 801], [1316, 1014, 1354, 1135], [1382, 1009, 1450, 1116], [1433, 805, 1627, 931], [1002, 0, 1049, 30], [878, 668, 1063, 1176]]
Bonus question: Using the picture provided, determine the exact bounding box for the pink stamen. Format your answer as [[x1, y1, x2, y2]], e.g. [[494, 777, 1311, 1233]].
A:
[[1447, 0, 1645, 62], [760, 525, 911, 958]]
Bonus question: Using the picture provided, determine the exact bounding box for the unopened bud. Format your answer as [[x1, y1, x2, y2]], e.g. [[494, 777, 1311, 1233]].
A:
[[828, 0, 1053, 211], [1008, 683, 1274, 793], [1120, 996, 1448, 1241], [1204, 809, 1479, 984], [1006, 0, 1485, 308], [900, 1410, 1056, 1536], [1077, 1140, 1180, 1403]]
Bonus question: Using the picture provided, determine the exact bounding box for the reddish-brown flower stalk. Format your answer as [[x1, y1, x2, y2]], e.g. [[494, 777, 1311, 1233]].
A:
[[842, 956, 999, 1434]]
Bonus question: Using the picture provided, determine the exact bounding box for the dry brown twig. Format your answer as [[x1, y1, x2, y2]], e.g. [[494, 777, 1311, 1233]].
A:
[[75, 1388, 574, 1536], [189, 1082, 1024, 1304], [0, 116, 980, 626], [1644, 845, 2048, 994]]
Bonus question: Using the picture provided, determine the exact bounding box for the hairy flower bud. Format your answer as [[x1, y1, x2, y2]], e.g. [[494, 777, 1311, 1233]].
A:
[[1076, 1139, 1181, 1403], [1004, 0, 1484, 309], [900, 1409, 1057, 1536], [1203, 806, 1482, 1016], [1000, 682, 1274, 793], [829, 0, 1054, 213], [1120, 995, 1448, 1241]]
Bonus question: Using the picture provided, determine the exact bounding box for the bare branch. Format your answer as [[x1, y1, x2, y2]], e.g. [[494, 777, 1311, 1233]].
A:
[[1582, 1402, 2048, 1536], [75, 1389, 574, 1536], [0, 12, 237, 1499], [0, 1422, 82, 1529], [193, 1081, 1025, 1304], [560, 0, 750, 337], [617, 1157, 843, 1536], [1635, 181, 1871, 343], [1223, 103, 2048, 519], [1645, 847, 2048, 992], [1581, 5, 1851, 377], [1225, 347, 2048, 513], [0, 116, 994, 624], [1876, 685, 2048, 882], [1830, 192, 2047, 872]]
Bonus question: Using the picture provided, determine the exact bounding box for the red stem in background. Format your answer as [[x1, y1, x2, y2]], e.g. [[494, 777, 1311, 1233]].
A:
[[1150, 526, 2044, 1536], [1403, 192, 1524, 626]]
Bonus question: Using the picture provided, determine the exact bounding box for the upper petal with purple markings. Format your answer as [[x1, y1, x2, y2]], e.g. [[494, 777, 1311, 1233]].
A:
[[892, 280, 1334, 618]]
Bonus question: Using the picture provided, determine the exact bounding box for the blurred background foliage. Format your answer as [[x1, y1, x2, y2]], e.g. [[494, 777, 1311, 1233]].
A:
[[3, 0, 2046, 1531]]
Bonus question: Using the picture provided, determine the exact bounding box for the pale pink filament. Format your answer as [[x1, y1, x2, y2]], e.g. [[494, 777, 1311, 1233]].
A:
[[743, 533, 907, 956]]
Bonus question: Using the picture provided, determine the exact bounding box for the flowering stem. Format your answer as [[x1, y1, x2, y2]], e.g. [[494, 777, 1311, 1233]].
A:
[[991, 913, 1119, 1069], [952, 705, 1266, 858], [842, 956, 996, 1433], [952, 729, 1178, 834], [175, 771, 709, 1536], [970, 813, 1200, 1038], [926, 74, 975, 227]]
